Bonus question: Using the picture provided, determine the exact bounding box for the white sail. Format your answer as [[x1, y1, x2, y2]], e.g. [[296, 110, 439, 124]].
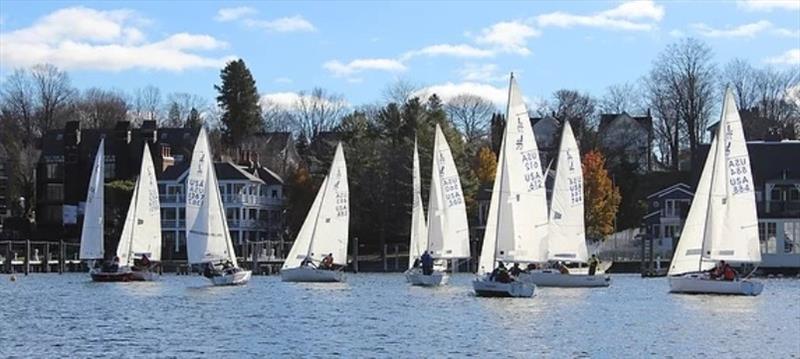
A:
[[284, 143, 349, 267], [669, 138, 717, 275], [283, 176, 327, 269], [185, 128, 236, 265], [116, 143, 162, 266], [408, 139, 428, 268], [80, 138, 105, 260], [426, 124, 470, 259], [478, 132, 505, 275], [494, 75, 549, 263], [547, 122, 589, 263], [702, 88, 761, 263]]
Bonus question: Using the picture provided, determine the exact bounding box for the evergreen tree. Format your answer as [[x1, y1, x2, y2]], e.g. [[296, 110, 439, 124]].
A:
[[185, 107, 202, 130], [214, 59, 261, 146], [167, 102, 181, 127]]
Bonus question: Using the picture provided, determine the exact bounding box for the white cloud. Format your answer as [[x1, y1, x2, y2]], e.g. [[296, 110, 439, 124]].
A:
[[261, 92, 301, 108], [474, 21, 540, 55], [214, 7, 257, 22], [413, 82, 509, 106], [764, 49, 800, 65], [737, 0, 800, 11], [457, 63, 508, 83], [536, 0, 664, 31], [691, 20, 772, 38], [0, 6, 232, 71], [401, 44, 494, 60], [323, 58, 406, 77], [243, 15, 316, 32], [772, 27, 800, 37]]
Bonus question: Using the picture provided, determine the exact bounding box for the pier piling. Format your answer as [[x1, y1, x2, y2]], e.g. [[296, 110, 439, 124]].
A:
[[24, 240, 30, 275]]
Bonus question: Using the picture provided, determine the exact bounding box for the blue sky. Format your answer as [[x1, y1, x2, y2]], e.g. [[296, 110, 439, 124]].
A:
[[1, 0, 798, 110]]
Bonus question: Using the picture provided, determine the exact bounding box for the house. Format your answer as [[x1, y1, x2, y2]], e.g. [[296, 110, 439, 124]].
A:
[[597, 111, 653, 173], [0, 145, 9, 221], [237, 131, 303, 180], [156, 151, 286, 261], [641, 183, 694, 257], [529, 115, 560, 168]]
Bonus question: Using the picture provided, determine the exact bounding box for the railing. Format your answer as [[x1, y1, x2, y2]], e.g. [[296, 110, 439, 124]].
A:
[[161, 220, 186, 229], [222, 194, 283, 206], [226, 219, 270, 229], [766, 201, 800, 215], [160, 194, 186, 203]]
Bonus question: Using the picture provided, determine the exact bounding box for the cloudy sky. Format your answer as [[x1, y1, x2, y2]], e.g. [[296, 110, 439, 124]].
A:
[[1, 0, 798, 108]]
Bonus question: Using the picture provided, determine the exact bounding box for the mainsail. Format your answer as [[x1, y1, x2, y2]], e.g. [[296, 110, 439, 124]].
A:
[[408, 138, 428, 268], [186, 127, 237, 266], [116, 143, 162, 266], [283, 143, 349, 268], [426, 124, 470, 259], [669, 88, 760, 275], [479, 74, 548, 272], [547, 122, 589, 263], [80, 138, 105, 260]]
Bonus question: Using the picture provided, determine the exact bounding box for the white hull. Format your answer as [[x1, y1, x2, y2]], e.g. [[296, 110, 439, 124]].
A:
[[566, 261, 613, 275], [519, 270, 610, 287], [669, 273, 763, 296], [209, 270, 251, 286], [405, 269, 449, 287], [281, 266, 345, 282], [472, 276, 535, 298]]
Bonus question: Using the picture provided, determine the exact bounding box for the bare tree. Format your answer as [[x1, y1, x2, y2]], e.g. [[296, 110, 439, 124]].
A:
[[164, 92, 209, 127], [131, 85, 162, 124], [445, 94, 497, 143], [73, 88, 128, 128], [722, 58, 758, 110], [293, 88, 348, 139], [650, 38, 717, 169], [0, 69, 37, 144], [547, 89, 597, 150], [261, 99, 295, 132], [645, 75, 681, 171], [382, 79, 419, 105], [600, 82, 644, 114], [30, 64, 75, 134]]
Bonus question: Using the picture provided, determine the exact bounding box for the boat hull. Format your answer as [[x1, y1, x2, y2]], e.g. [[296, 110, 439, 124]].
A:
[[281, 266, 345, 282], [209, 270, 252, 286], [405, 269, 449, 286], [90, 270, 137, 282], [130, 270, 159, 281], [472, 276, 535, 298], [669, 274, 763, 296], [566, 261, 613, 275], [519, 270, 611, 287]]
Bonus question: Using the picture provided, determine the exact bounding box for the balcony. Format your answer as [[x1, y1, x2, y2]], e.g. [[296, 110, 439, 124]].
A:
[[766, 201, 800, 216], [160, 194, 185, 203], [222, 194, 283, 207], [227, 219, 270, 229]]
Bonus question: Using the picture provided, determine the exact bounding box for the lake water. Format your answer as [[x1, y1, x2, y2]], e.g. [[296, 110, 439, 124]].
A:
[[1, 273, 798, 358]]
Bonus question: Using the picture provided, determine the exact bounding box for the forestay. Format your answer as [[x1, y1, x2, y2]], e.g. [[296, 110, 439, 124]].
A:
[[185, 127, 237, 266], [116, 143, 162, 266], [547, 122, 588, 263], [408, 139, 428, 269], [80, 138, 105, 260], [426, 124, 470, 259]]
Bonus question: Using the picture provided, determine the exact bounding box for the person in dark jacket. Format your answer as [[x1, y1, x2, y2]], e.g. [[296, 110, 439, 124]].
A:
[[420, 251, 434, 275]]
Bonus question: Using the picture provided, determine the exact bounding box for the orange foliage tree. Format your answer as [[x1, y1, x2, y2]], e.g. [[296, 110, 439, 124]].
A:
[[474, 146, 497, 185], [582, 150, 621, 240]]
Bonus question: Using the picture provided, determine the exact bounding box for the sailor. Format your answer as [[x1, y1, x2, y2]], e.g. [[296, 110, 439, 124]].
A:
[[420, 251, 434, 275], [321, 253, 334, 270], [558, 261, 569, 274], [588, 254, 600, 276], [711, 260, 726, 280], [109, 256, 120, 272], [301, 256, 316, 268], [722, 262, 738, 281], [509, 263, 522, 277], [490, 261, 508, 282]]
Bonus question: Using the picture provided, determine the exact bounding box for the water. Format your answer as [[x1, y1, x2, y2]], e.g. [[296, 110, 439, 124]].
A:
[[1, 273, 798, 358]]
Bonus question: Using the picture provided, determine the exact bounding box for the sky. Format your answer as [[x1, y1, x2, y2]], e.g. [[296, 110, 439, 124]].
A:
[[0, 0, 798, 111]]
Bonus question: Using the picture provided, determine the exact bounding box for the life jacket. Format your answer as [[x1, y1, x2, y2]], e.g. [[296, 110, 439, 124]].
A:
[[723, 266, 735, 280]]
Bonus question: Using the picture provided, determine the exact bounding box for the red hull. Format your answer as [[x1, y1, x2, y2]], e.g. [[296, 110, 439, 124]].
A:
[[90, 271, 141, 282]]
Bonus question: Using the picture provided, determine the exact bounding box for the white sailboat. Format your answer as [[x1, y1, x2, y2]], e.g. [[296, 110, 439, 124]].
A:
[[94, 143, 163, 281], [80, 138, 105, 273], [281, 142, 349, 282], [407, 127, 471, 286], [404, 138, 441, 285], [520, 122, 610, 287], [668, 88, 763, 296], [186, 127, 251, 286], [472, 74, 543, 297]]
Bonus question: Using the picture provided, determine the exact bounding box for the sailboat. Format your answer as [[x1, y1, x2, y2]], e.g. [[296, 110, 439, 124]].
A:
[[403, 138, 438, 285], [186, 127, 251, 286], [472, 74, 543, 297], [407, 127, 471, 286], [281, 142, 349, 282], [520, 122, 610, 287], [668, 88, 763, 296], [80, 138, 106, 276]]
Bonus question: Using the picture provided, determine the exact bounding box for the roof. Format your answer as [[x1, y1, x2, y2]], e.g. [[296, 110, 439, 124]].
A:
[[255, 166, 284, 185], [159, 161, 267, 184], [696, 141, 800, 185], [646, 183, 693, 199], [598, 112, 652, 134]]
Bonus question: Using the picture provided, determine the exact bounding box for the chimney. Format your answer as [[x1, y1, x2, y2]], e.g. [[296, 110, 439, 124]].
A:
[[140, 120, 157, 144], [114, 121, 131, 144]]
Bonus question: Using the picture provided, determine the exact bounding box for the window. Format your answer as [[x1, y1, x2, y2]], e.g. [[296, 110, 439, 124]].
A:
[[104, 162, 116, 179], [664, 225, 681, 239], [785, 221, 799, 254], [759, 222, 778, 254], [46, 184, 63, 201], [789, 188, 799, 202], [46, 163, 62, 179], [43, 205, 62, 223], [664, 200, 674, 217], [272, 189, 278, 199], [771, 188, 782, 201]]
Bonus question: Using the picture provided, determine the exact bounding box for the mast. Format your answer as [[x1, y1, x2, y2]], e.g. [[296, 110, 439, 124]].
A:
[[492, 130, 509, 268], [125, 174, 141, 267]]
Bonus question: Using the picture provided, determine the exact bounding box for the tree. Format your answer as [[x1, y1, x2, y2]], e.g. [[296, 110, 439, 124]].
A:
[[546, 89, 597, 151], [293, 87, 347, 139], [474, 146, 497, 184], [166, 102, 181, 127], [261, 99, 295, 132], [600, 82, 643, 114], [30, 64, 75, 134], [132, 85, 162, 124], [582, 150, 621, 240], [489, 113, 505, 154], [649, 38, 717, 170], [445, 94, 497, 145], [215, 59, 262, 146], [73, 88, 128, 128], [185, 107, 203, 130]]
